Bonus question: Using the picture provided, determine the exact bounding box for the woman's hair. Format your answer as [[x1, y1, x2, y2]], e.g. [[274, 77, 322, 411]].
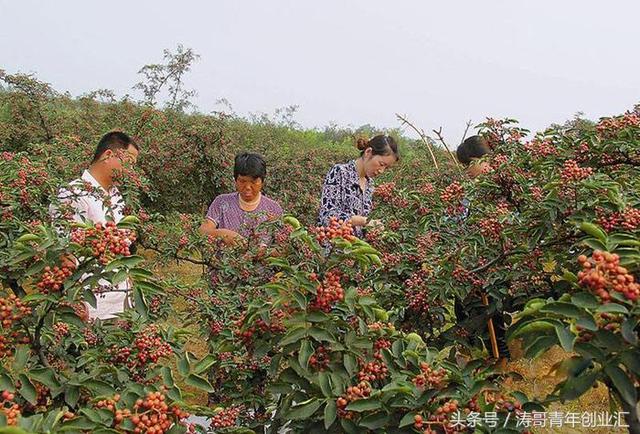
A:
[[356, 135, 400, 160], [456, 135, 490, 166], [234, 152, 267, 180]]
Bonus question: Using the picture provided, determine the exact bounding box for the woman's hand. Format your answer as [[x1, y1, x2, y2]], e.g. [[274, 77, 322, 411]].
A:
[[350, 215, 368, 227]]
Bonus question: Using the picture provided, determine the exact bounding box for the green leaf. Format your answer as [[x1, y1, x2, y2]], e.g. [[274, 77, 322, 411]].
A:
[[132, 285, 148, 319], [287, 398, 322, 420], [560, 372, 597, 400], [18, 374, 37, 405], [358, 412, 389, 430], [620, 318, 638, 345], [64, 386, 79, 408], [579, 223, 606, 242], [346, 398, 382, 412], [318, 372, 332, 397], [525, 336, 558, 359], [324, 400, 337, 429], [161, 367, 175, 388], [576, 316, 598, 332], [193, 355, 216, 375], [605, 365, 637, 406], [540, 302, 584, 319], [184, 374, 214, 393], [83, 288, 97, 308], [596, 303, 629, 314], [621, 352, 640, 376], [13, 346, 29, 371], [83, 379, 115, 396], [306, 311, 330, 322], [0, 373, 14, 392], [105, 255, 144, 272], [279, 327, 307, 347], [177, 353, 190, 376], [309, 327, 335, 343], [571, 292, 599, 309], [582, 238, 607, 251], [298, 341, 313, 370], [344, 354, 357, 376], [28, 368, 61, 390], [555, 324, 575, 352], [399, 412, 418, 428]]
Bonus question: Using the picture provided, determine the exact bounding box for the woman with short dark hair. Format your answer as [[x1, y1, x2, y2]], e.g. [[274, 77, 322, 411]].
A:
[[318, 135, 399, 238], [199, 152, 283, 244]]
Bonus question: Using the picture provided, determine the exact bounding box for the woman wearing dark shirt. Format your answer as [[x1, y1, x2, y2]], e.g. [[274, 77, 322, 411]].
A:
[[318, 135, 399, 238]]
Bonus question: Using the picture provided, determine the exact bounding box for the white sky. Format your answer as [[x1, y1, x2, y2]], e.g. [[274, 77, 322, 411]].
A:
[[1, 0, 639, 142]]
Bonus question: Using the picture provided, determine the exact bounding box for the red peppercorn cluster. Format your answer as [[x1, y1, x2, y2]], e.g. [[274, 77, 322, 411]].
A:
[[310, 270, 344, 312], [524, 139, 558, 159], [128, 391, 189, 434], [309, 345, 330, 371], [596, 112, 640, 138], [314, 217, 356, 243], [83, 328, 99, 346], [53, 322, 70, 340], [0, 294, 32, 357], [367, 322, 395, 333], [578, 251, 639, 302], [420, 182, 436, 195], [412, 362, 447, 390], [597, 207, 640, 232], [451, 266, 484, 288], [529, 186, 544, 201], [108, 326, 173, 375], [440, 182, 464, 204], [478, 217, 504, 241], [374, 182, 395, 200], [1, 390, 20, 425], [70, 221, 137, 265], [336, 381, 372, 420], [560, 159, 593, 183], [357, 359, 388, 383], [210, 405, 242, 429], [36, 264, 75, 294]]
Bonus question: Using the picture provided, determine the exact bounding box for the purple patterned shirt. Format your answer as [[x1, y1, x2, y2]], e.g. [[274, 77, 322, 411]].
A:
[[206, 192, 283, 240]]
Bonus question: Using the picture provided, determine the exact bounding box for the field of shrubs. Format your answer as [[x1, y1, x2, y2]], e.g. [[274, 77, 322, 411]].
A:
[[0, 66, 639, 434]]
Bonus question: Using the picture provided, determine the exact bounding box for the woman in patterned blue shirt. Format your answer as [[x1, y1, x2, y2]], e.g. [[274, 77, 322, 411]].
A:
[[318, 135, 399, 238]]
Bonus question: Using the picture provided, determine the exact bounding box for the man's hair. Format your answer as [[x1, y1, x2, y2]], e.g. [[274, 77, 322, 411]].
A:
[[233, 152, 267, 180], [92, 131, 138, 163], [456, 135, 490, 166]]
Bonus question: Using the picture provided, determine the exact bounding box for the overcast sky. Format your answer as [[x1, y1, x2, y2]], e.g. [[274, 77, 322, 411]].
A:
[[1, 0, 639, 142]]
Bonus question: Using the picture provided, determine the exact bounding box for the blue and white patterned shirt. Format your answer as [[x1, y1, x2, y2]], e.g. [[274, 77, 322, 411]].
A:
[[317, 160, 373, 238]]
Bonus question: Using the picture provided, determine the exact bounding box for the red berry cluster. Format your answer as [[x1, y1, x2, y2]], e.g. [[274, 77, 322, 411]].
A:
[[597, 207, 640, 232], [420, 182, 436, 195], [440, 182, 464, 204], [478, 217, 504, 241], [274, 224, 293, 244], [451, 266, 485, 288], [0, 294, 32, 329], [374, 182, 395, 200], [578, 251, 639, 302], [53, 322, 70, 340], [357, 360, 388, 383], [70, 222, 137, 265], [1, 390, 20, 425], [388, 219, 401, 232], [364, 226, 383, 245], [209, 320, 223, 336], [412, 362, 447, 389], [108, 326, 173, 375], [596, 112, 640, 138], [485, 392, 523, 414], [311, 271, 344, 312], [336, 381, 372, 420], [309, 345, 330, 371], [382, 252, 402, 269], [560, 159, 593, 183], [491, 154, 509, 169], [211, 405, 242, 429], [530, 186, 544, 201], [36, 264, 75, 294], [367, 322, 395, 332], [129, 391, 189, 434], [0, 295, 32, 357], [524, 139, 558, 159], [83, 328, 99, 346], [407, 289, 443, 316], [314, 217, 356, 243]]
